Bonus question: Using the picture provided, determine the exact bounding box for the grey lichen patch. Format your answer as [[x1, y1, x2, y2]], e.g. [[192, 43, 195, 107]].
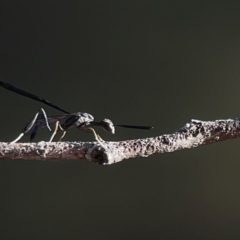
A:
[[85, 145, 109, 164], [36, 141, 50, 158], [103, 143, 127, 165]]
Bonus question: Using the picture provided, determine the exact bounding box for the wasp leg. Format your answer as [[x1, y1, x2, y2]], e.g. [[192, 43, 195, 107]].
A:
[[10, 133, 24, 144], [10, 108, 51, 143], [83, 127, 104, 142], [49, 120, 65, 142], [59, 131, 66, 141], [57, 124, 66, 141]]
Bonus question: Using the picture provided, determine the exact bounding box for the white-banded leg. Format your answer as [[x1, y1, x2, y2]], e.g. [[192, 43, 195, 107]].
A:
[[10, 133, 25, 144], [10, 108, 51, 144]]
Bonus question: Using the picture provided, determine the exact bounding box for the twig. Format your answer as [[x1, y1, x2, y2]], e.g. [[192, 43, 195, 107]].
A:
[[1, 118, 240, 165]]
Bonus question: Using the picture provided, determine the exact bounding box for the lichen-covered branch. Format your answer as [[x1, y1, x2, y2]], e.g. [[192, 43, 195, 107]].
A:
[[1, 118, 240, 165]]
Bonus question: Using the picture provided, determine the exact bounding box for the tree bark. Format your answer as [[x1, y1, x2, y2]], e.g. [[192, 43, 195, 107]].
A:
[[1, 118, 240, 165]]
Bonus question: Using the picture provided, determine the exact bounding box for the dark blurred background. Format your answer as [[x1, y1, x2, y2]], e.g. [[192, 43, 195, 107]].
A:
[[1, 1, 240, 239]]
